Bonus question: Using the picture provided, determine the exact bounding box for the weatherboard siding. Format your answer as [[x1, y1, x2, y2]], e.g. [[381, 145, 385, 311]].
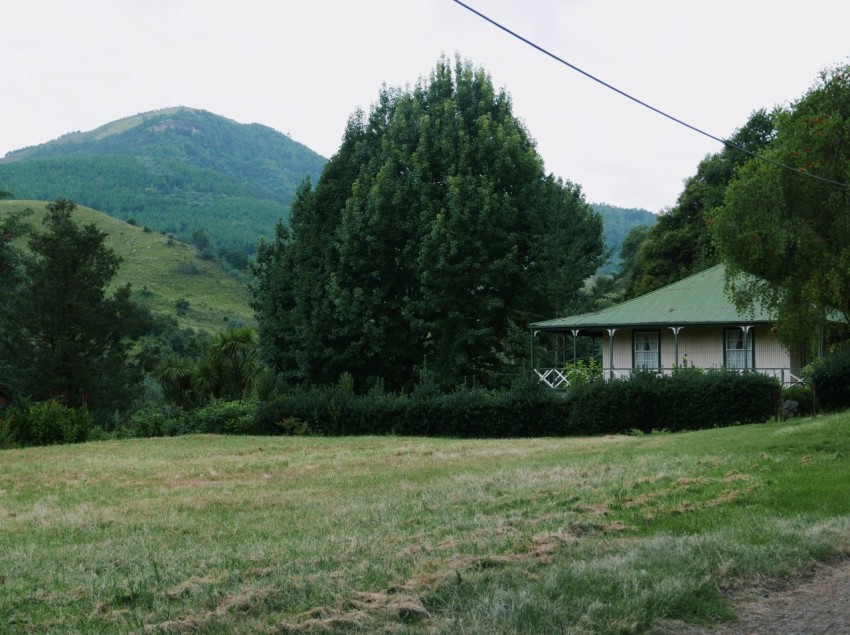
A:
[[602, 325, 791, 373]]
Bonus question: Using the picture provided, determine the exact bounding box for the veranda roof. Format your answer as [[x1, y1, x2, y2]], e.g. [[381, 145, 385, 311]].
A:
[[531, 265, 775, 331]]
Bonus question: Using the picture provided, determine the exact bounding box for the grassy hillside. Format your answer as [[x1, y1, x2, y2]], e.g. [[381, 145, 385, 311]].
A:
[[1, 200, 254, 333], [1, 414, 848, 633], [0, 107, 327, 253]]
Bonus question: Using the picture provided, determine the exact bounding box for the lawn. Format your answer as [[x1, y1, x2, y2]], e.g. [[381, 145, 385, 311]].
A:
[[1, 414, 848, 633]]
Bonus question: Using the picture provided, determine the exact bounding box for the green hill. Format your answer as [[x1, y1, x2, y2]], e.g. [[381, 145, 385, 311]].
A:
[[0, 107, 327, 254], [1, 200, 254, 333], [592, 203, 657, 274]]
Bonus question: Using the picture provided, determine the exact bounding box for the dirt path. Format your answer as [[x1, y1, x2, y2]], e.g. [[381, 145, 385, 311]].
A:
[[652, 560, 850, 634]]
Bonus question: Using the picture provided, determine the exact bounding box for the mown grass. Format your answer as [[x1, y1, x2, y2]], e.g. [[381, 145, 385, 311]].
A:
[[0, 200, 254, 332], [1, 414, 848, 633]]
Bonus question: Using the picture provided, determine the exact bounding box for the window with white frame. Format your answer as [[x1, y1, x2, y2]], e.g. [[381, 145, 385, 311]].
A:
[[725, 329, 753, 369], [633, 331, 659, 369]]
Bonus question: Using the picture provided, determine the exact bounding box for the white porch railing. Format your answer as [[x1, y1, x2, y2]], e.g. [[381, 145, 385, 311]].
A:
[[534, 367, 805, 389], [533, 367, 569, 390]]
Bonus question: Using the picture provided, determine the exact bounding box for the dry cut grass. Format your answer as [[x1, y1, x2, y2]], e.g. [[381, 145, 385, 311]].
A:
[[1, 415, 849, 633]]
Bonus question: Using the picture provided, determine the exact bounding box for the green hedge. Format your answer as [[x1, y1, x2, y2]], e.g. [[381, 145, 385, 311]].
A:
[[566, 368, 779, 434], [252, 369, 779, 438], [129, 400, 257, 437], [121, 370, 779, 441]]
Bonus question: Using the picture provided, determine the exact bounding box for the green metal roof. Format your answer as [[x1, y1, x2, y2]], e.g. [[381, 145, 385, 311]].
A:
[[531, 265, 775, 331]]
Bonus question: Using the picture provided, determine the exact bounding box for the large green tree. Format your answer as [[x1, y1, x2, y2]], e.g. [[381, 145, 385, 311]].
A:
[[1, 199, 144, 418], [0, 207, 31, 400], [623, 110, 776, 298], [252, 57, 605, 390], [711, 65, 850, 343]]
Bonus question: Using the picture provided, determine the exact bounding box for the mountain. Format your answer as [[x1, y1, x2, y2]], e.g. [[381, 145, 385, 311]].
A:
[[0, 107, 327, 254], [591, 203, 657, 274], [0, 200, 254, 333]]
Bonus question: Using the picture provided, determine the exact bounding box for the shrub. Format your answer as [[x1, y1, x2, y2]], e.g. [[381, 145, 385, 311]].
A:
[[129, 406, 187, 437], [4, 397, 94, 446], [562, 358, 603, 389], [0, 417, 14, 449], [185, 400, 257, 434], [174, 298, 191, 317], [781, 385, 814, 418], [808, 341, 850, 412]]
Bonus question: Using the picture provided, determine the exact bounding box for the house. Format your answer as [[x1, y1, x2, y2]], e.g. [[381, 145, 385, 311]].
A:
[[530, 265, 804, 388]]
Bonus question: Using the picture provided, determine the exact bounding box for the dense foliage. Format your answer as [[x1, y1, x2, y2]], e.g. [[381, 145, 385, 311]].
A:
[[712, 65, 850, 344], [3, 397, 94, 446], [250, 369, 778, 438], [806, 341, 850, 412], [155, 326, 260, 408], [622, 110, 776, 298], [0, 108, 327, 254], [0, 200, 150, 422], [0, 207, 30, 398], [252, 57, 606, 391]]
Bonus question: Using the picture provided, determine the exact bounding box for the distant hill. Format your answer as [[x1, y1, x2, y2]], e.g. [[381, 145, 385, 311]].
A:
[[0, 108, 327, 253], [591, 203, 657, 274], [0, 200, 254, 333]]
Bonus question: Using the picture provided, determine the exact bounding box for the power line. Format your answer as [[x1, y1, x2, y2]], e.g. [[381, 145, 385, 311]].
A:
[[452, 0, 849, 189]]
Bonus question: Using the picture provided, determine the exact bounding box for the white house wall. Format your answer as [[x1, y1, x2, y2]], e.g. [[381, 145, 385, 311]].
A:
[[601, 325, 791, 372]]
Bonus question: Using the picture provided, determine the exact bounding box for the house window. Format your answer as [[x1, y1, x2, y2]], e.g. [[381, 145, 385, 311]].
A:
[[633, 331, 660, 369], [725, 329, 754, 369]]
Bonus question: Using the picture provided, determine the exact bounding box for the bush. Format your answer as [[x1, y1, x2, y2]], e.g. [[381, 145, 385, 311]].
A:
[[781, 385, 814, 418], [808, 341, 850, 412], [129, 406, 187, 437], [4, 397, 94, 446], [562, 358, 603, 389], [0, 417, 14, 449], [185, 400, 257, 434]]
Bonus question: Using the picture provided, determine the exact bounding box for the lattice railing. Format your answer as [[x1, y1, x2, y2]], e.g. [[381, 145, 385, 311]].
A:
[[534, 367, 805, 389]]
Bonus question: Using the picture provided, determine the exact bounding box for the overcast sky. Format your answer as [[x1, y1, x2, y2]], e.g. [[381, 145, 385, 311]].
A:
[[3, 1, 848, 212]]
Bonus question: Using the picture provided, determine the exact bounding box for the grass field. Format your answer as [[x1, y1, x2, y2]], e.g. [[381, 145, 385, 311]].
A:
[[1, 414, 849, 633], [0, 200, 254, 333]]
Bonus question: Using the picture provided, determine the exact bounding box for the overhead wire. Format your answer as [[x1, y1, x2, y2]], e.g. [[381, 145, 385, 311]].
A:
[[452, 0, 849, 189]]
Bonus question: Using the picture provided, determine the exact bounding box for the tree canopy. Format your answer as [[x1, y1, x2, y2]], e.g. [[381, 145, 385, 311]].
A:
[[711, 65, 850, 344], [0, 199, 147, 418], [251, 57, 605, 390], [622, 110, 776, 298]]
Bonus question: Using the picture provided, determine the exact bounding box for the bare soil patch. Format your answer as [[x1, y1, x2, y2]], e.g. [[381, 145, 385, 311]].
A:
[[652, 559, 850, 635]]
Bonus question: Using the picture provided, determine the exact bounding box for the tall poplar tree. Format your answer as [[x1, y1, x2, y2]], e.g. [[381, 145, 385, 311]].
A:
[[252, 58, 605, 390]]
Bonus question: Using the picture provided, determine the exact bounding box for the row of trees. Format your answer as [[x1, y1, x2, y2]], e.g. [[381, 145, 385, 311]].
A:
[[251, 57, 606, 391], [4, 59, 848, 444]]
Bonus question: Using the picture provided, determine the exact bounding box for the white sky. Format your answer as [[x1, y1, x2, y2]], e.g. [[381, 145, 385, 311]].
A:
[[3, 1, 849, 212]]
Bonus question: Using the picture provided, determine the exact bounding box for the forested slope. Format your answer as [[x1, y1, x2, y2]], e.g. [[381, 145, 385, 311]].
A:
[[0, 108, 327, 254]]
